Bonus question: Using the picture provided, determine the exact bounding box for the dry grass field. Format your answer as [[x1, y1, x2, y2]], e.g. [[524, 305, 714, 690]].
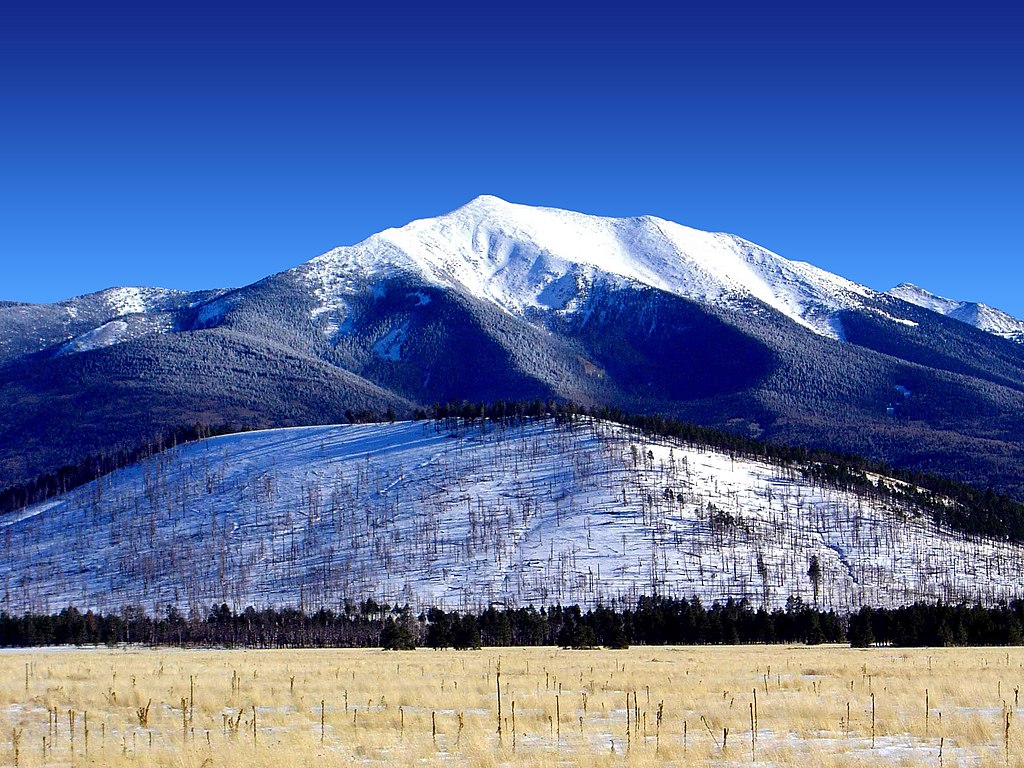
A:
[[3, 644, 1024, 767]]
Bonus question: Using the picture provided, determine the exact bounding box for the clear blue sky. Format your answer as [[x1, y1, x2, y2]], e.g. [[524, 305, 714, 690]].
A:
[[2, 1, 1022, 315]]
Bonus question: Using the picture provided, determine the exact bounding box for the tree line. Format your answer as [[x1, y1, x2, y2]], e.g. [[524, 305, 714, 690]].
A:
[[848, 602, 1024, 648], [0, 422, 251, 515], [4, 596, 1024, 649]]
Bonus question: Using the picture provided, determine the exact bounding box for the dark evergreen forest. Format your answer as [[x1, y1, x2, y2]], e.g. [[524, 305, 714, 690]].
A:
[[4, 597, 1024, 650]]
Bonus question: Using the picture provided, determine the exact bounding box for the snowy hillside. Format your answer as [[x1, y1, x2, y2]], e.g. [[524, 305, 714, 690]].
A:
[[889, 283, 1024, 342], [2, 418, 1021, 616], [300, 195, 886, 339], [0, 285, 226, 362]]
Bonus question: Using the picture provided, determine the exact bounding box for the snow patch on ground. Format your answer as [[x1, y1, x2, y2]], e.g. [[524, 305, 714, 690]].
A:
[[888, 283, 961, 315], [57, 314, 176, 355], [103, 287, 149, 315], [99, 286, 178, 317], [58, 320, 130, 354], [373, 322, 409, 361], [194, 295, 233, 327], [952, 303, 1024, 341]]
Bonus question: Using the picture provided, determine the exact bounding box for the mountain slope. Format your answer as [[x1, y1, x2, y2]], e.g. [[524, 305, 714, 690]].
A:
[[5, 418, 1023, 614], [3, 197, 1024, 502], [0, 286, 227, 365], [888, 283, 1024, 342]]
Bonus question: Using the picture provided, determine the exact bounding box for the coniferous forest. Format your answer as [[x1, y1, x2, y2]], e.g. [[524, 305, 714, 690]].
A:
[[4, 597, 1024, 650]]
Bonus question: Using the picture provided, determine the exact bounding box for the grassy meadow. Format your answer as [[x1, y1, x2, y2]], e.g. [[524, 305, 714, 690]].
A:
[[3, 644, 1024, 766]]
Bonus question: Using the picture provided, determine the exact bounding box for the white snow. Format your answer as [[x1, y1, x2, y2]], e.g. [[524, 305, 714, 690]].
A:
[[2, 418, 1021, 616], [58, 320, 130, 354], [57, 314, 176, 356], [372, 322, 409, 361], [950, 303, 1024, 340], [888, 283, 1024, 341], [193, 294, 234, 327], [888, 283, 962, 315], [99, 286, 176, 317], [299, 196, 891, 340], [407, 290, 431, 306], [47, 287, 235, 356]]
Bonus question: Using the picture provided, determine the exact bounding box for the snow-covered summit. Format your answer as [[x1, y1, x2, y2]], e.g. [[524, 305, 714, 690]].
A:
[[888, 283, 1024, 342], [887, 283, 961, 315], [300, 195, 881, 339]]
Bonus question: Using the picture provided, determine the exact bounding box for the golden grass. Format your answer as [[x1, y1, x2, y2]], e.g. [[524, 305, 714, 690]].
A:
[[3, 645, 1024, 766]]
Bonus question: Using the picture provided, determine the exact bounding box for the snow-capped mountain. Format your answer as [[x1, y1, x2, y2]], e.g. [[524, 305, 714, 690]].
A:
[[300, 195, 886, 340], [888, 283, 1024, 342], [0, 285, 226, 364], [6, 197, 1022, 361], [4, 196, 1024, 505], [3, 417, 1019, 614]]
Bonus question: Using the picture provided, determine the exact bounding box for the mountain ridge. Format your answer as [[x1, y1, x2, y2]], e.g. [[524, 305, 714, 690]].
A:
[[3, 196, 1024, 503], [888, 281, 1024, 341], [7, 197, 1023, 354]]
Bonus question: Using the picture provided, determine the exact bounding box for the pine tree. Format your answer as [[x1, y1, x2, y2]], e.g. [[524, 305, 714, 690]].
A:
[[380, 617, 416, 650], [807, 555, 822, 606]]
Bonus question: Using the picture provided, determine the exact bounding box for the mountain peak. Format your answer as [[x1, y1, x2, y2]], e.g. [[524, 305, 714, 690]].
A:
[[302, 198, 880, 339], [891, 282, 922, 293], [887, 283, 962, 314], [457, 193, 514, 210], [888, 283, 1024, 341]]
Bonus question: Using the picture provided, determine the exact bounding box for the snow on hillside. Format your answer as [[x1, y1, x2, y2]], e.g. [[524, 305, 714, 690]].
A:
[[0, 286, 234, 362], [300, 195, 895, 340], [58, 319, 130, 354], [887, 283, 962, 315], [949, 303, 1024, 341], [2, 418, 1021, 616], [889, 283, 1024, 341], [57, 314, 180, 355], [99, 286, 172, 316]]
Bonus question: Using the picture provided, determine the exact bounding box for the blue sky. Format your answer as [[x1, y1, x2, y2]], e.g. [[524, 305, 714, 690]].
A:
[[2, 1, 1022, 315]]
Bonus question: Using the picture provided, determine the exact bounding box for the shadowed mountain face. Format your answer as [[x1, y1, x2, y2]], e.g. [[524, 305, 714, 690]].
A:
[[3, 196, 1024, 498]]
